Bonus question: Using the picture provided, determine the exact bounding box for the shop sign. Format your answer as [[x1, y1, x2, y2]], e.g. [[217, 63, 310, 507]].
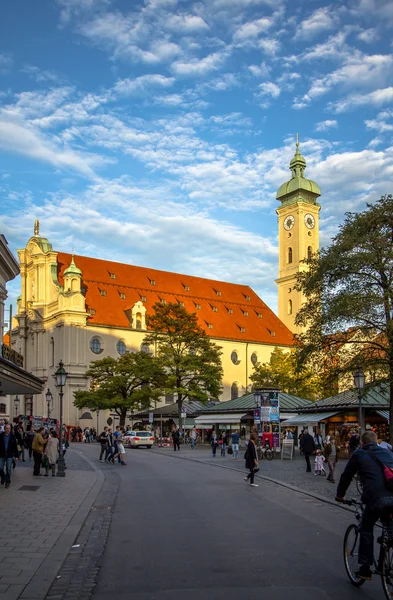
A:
[[254, 408, 261, 424], [149, 412, 154, 423]]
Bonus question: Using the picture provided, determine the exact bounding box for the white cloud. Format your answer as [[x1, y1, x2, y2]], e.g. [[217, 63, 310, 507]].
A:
[[21, 65, 62, 83], [0, 53, 13, 74], [171, 50, 228, 76], [258, 81, 280, 98], [164, 14, 209, 32], [315, 120, 338, 132], [294, 7, 337, 41], [258, 38, 280, 54], [57, 0, 109, 24], [113, 74, 175, 95], [233, 17, 272, 42], [248, 62, 270, 77], [330, 86, 393, 112], [365, 118, 393, 133], [357, 28, 379, 43]]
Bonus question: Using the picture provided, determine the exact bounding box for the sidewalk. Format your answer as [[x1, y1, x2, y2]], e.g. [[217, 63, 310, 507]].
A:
[[0, 448, 104, 600], [150, 444, 358, 501]]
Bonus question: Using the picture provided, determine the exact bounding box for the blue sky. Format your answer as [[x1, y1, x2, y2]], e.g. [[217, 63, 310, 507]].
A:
[[1, 0, 393, 316]]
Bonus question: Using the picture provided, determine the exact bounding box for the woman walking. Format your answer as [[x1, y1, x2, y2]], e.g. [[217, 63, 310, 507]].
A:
[[44, 430, 59, 477], [111, 427, 127, 466], [244, 432, 259, 487], [211, 431, 218, 457], [219, 431, 228, 457]]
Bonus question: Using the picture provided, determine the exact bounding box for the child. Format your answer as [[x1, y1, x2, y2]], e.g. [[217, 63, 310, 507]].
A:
[[314, 449, 326, 476]]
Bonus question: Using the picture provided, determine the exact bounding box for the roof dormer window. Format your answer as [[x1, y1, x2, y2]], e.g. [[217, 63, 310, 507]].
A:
[[257, 312, 263, 319], [120, 293, 126, 300], [89, 308, 96, 315], [245, 295, 251, 301], [243, 311, 248, 317], [269, 330, 276, 337], [99, 289, 106, 297], [195, 303, 201, 310], [227, 308, 233, 315], [212, 306, 218, 312], [178, 301, 184, 307], [207, 323, 213, 329], [109, 273, 116, 279], [215, 289, 221, 297], [141, 295, 147, 302], [150, 279, 156, 286], [161, 298, 167, 305], [183, 284, 190, 291]]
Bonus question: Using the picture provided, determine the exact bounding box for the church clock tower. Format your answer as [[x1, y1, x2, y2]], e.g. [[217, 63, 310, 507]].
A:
[[276, 137, 321, 335]]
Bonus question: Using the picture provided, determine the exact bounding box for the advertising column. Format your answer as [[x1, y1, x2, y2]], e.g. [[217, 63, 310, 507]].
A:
[[257, 389, 280, 451]]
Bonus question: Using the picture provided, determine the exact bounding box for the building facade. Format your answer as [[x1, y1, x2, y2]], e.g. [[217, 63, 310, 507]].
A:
[[276, 138, 321, 334], [7, 141, 321, 428]]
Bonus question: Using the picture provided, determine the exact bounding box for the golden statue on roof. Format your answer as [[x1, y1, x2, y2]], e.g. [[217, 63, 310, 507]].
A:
[[34, 219, 40, 236]]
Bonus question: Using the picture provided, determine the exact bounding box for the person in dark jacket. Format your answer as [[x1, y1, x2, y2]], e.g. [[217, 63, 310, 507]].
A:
[[172, 427, 180, 452], [0, 423, 19, 488], [348, 431, 360, 457], [336, 430, 393, 580], [244, 432, 259, 487], [98, 427, 108, 462], [302, 429, 315, 472]]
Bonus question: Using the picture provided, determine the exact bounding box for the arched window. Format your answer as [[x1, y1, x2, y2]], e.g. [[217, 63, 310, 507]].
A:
[[117, 340, 126, 355], [251, 352, 258, 366], [0, 403, 6, 414], [288, 299, 293, 315], [136, 313, 142, 330], [307, 246, 312, 260], [231, 351, 240, 365], [71, 278, 78, 292], [90, 337, 103, 354], [288, 247, 293, 264], [231, 382, 239, 400]]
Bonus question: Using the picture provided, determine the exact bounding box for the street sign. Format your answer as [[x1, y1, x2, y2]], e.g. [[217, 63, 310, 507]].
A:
[[254, 408, 261, 424], [149, 412, 154, 423]]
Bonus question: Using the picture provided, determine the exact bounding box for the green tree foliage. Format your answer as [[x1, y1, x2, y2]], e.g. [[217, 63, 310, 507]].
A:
[[73, 352, 165, 426], [250, 347, 326, 400], [143, 302, 223, 430], [295, 195, 393, 435]]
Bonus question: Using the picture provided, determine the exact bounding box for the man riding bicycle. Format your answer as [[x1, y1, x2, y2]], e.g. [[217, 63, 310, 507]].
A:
[[336, 431, 393, 581]]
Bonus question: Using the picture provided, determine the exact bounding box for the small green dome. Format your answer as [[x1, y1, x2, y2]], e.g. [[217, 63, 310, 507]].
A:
[[64, 256, 82, 277], [277, 136, 321, 202]]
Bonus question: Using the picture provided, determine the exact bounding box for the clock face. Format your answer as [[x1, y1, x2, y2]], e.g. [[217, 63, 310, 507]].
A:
[[304, 213, 315, 229], [283, 215, 295, 231]]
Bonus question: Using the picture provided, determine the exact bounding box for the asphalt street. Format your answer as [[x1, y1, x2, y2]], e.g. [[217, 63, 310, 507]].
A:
[[77, 445, 383, 600]]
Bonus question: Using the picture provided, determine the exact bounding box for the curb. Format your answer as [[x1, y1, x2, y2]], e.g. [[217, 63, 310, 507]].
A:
[[20, 449, 105, 600], [149, 447, 355, 514]]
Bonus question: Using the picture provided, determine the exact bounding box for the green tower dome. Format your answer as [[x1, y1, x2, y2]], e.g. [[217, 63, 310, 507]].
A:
[[64, 256, 82, 277], [277, 136, 321, 202]]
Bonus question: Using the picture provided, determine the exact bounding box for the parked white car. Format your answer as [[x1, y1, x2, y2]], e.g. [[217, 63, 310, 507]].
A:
[[124, 431, 154, 448]]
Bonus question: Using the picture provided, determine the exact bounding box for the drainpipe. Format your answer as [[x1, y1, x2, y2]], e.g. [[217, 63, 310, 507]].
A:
[[245, 342, 249, 393]]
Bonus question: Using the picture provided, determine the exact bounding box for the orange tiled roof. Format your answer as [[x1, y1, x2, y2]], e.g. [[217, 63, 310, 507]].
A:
[[57, 252, 294, 346]]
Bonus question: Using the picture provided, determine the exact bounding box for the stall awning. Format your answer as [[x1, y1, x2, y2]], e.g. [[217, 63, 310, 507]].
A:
[[195, 413, 247, 426], [173, 418, 195, 427], [280, 411, 339, 425], [376, 410, 390, 423]]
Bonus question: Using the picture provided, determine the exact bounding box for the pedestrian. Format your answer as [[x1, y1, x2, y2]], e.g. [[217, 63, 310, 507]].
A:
[[210, 431, 219, 457], [172, 427, 180, 451], [335, 430, 393, 580], [349, 430, 360, 456], [244, 432, 259, 487], [314, 429, 324, 451], [113, 425, 121, 463], [32, 427, 48, 476], [0, 423, 19, 488], [219, 431, 228, 457], [43, 430, 59, 477], [314, 449, 326, 476], [105, 429, 114, 462], [190, 427, 197, 449], [84, 427, 90, 443], [112, 427, 127, 465], [230, 429, 240, 459], [380, 440, 393, 451], [302, 429, 315, 473], [324, 436, 338, 483], [299, 429, 305, 455], [15, 425, 26, 462], [98, 426, 108, 462]]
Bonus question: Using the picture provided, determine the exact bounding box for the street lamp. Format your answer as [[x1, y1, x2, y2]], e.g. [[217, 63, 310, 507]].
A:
[[45, 388, 53, 419], [354, 366, 365, 438], [14, 395, 20, 417], [55, 360, 67, 478]]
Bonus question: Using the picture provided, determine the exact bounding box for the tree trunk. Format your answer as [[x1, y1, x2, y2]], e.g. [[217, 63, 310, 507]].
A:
[[177, 396, 183, 434], [119, 408, 126, 427], [390, 358, 393, 443]]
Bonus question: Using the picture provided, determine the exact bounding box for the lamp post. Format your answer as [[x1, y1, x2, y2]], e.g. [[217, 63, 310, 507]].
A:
[[354, 366, 365, 438], [254, 389, 262, 444], [14, 395, 20, 418], [45, 388, 53, 420], [55, 360, 67, 478]]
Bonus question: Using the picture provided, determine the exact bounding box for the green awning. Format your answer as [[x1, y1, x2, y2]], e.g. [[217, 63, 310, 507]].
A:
[[280, 411, 339, 425]]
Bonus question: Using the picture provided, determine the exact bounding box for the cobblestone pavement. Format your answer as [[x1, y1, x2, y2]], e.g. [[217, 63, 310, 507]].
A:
[[0, 448, 103, 600], [149, 444, 359, 501]]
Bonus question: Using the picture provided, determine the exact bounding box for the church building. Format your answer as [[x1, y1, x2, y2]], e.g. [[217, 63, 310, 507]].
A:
[[7, 139, 321, 427]]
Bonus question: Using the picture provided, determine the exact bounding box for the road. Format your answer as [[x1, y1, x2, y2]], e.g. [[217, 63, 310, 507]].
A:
[[77, 445, 383, 600]]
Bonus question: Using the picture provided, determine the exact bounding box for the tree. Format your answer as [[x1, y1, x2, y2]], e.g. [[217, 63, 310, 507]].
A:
[[143, 302, 223, 430], [295, 195, 393, 437], [73, 351, 165, 426], [249, 347, 328, 400]]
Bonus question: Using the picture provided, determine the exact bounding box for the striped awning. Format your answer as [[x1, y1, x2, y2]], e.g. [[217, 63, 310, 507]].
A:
[[280, 411, 339, 425], [376, 410, 390, 423]]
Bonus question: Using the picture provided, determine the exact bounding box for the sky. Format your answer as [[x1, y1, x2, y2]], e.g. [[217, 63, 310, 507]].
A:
[[1, 0, 393, 318]]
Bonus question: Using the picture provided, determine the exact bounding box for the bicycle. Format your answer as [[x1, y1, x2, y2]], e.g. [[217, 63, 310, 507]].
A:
[[257, 446, 273, 461], [354, 473, 363, 496], [342, 498, 393, 599]]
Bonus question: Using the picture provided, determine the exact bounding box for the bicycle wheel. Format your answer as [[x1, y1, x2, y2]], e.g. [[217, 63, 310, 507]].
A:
[[343, 524, 365, 587], [355, 475, 363, 496], [381, 544, 393, 599], [265, 448, 273, 461]]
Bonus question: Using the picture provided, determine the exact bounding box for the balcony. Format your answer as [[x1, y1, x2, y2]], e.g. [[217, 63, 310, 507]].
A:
[[1, 344, 24, 368]]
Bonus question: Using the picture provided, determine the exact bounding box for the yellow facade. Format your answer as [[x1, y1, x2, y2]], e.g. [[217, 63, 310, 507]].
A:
[[275, 139, 321, 335]]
